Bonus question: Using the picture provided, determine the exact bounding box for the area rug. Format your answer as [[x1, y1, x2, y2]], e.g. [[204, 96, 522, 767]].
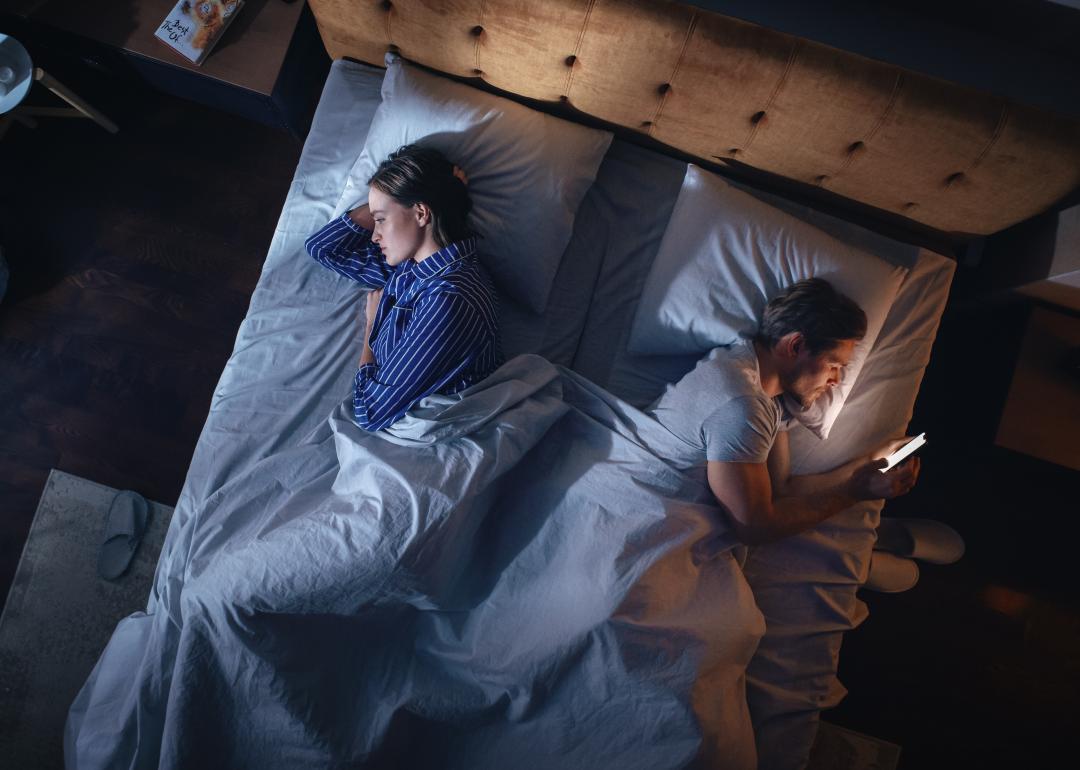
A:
[[0, 470, 173, 770], [808, 721, 902, 770]]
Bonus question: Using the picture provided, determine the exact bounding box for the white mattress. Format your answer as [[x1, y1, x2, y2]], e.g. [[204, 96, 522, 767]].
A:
[[151, 59, 954, 769]]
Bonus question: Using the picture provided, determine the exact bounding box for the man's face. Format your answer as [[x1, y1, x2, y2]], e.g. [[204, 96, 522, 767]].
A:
[[782, 338, 857, 408], [368, 186, 426, 267]]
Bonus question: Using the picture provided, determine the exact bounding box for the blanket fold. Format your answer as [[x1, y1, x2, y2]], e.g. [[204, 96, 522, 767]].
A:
[[66, 355, 763, 770]]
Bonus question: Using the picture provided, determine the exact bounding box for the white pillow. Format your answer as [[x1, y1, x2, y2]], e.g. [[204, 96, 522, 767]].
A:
[[628, 165, 908, 439], [338, 53, 613, 313]]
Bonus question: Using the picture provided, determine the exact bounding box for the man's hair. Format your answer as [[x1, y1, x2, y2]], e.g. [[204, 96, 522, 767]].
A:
[[756, 278, 867, 354], [367, 144, 473, 247]]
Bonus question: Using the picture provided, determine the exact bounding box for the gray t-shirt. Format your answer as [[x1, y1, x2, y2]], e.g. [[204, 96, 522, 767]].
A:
[[647, 339, 791, 469]]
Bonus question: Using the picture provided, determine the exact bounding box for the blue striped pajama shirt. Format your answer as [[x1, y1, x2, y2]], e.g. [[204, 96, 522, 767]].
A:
[[305, 214, 500, 431]]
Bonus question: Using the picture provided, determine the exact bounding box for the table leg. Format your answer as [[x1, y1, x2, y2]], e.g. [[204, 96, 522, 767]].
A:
[[0, 113, 31, 140], [33, 68, 119, 134]]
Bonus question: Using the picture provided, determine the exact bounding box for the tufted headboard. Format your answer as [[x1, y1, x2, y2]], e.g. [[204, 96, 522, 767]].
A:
[[307, 0, 1080, 241]]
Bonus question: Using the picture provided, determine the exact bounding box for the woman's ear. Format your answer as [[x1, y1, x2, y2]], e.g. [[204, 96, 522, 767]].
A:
[[414, 202, 432, 228]]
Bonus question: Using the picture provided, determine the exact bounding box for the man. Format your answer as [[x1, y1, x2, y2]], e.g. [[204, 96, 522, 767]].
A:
[[649, 278, 919, 545]]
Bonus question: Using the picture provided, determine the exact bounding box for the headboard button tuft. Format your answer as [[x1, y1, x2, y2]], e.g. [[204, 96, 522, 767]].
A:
[[471, 25, 484, 37], [848, 140, 865, 154], [381, 0, 392, 10], [658, 83, 672, 95], [751, 110, 766, 125], [565, 55, 577, 67], [945, 172, 966, 186]]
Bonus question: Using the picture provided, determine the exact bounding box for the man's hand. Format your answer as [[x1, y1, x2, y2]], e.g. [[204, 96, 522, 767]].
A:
[[848, 456, 920, 501], [870, 436, 915, 461], [452, 165, 468, 186]]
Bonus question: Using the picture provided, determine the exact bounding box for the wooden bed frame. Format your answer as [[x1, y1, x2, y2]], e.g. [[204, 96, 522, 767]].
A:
[[306, 0, 1080, 242]]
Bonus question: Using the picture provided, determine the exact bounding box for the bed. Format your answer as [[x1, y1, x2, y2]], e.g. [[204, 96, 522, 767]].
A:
[[64, 2, 1080, 769]]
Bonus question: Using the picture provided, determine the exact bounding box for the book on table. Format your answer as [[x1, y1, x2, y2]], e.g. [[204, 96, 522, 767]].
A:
[[155, 0, 244, 66]]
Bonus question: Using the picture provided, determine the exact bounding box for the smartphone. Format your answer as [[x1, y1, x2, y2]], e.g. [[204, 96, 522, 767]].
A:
[[879, 432, 926, 473]]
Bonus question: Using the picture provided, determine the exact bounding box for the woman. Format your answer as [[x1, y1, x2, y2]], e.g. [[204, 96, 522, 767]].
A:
[[305, 144, 499, 431]]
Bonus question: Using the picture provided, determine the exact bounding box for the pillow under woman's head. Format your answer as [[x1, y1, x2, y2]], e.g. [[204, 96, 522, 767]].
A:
[[338, 53, 613, 313], [629, 165, 909, 439]]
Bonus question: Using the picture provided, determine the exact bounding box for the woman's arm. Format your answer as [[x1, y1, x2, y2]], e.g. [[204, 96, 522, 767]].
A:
[[353, 291, 491, 431], [305, 204, 390, 289]]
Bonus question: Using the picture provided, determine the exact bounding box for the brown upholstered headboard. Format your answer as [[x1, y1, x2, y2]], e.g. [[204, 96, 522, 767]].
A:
[[307, 0, 1080, 240]]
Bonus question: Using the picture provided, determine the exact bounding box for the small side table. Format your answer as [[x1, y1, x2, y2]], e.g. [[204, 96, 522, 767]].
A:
[[8, 0, 330, 138], [995, 306, 1080, 471], [0, 33, 118, 139]]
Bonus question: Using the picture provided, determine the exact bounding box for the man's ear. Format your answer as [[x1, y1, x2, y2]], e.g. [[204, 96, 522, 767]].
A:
[[414, 202, 432, 227], [779, 332, 804, 359]]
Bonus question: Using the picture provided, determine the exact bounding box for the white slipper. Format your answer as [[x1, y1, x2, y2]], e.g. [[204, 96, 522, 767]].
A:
[[97, 490, 150, 581], [863, 551, 920, 593], [874, 517, 965, 565]]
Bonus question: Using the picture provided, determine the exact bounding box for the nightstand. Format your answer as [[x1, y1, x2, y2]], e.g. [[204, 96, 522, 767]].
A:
[[6, 0, 330, 137], [995, 306, 1080, 471]]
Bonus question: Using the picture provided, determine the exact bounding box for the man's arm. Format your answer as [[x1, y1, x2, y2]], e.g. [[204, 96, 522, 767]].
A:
[[709, 431, 920, 545], [766, 430, 878, 498]]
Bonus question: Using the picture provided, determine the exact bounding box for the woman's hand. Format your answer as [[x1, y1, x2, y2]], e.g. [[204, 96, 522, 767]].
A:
[[365, 288, 383, 328], [348, 203, 375, 231], [359, 289, 383, 367]]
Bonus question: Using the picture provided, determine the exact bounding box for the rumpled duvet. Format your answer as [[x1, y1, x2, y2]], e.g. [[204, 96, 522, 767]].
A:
[[65, 354, 765, 770]]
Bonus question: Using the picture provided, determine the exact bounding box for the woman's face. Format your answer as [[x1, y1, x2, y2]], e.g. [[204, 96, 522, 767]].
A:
[[368, 186, 427, 266]]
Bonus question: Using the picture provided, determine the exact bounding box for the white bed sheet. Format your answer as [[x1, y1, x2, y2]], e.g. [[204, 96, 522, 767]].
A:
[[150, 60, 389, 601], [129, 58, 953, 769], [151, 59, 613, 619]]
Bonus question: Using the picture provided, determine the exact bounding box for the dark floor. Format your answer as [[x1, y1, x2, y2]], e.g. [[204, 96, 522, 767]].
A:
[[832, 289, 1080, 767], [1, 56, 1078, 770], [0, 63, 302, 596]]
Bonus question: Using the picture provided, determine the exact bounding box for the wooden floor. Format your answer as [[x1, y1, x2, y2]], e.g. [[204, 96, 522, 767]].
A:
[[1, 60, 1077, 770], [0, 67, 301, 595], [832, 290, 1080, 768]]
